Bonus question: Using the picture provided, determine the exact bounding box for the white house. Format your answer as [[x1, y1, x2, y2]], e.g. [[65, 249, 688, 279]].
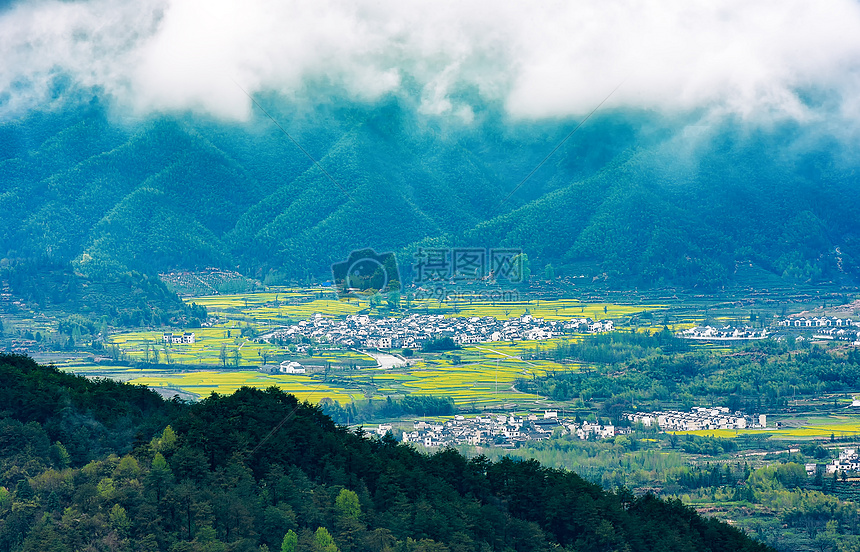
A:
[[279, 361, 306, 374], [162, 332, 196, 344], [375, 424, 393, 436], [588, 320, 614, 333], [577, 423, 615, 440]]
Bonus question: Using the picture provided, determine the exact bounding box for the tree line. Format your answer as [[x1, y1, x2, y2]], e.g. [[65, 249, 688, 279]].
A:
[[0, 354, 771, 552]]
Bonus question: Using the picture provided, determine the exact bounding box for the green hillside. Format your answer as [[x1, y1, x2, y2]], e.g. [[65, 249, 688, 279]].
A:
[[1, 99, 858, 292], [0, 354, 772, 551]]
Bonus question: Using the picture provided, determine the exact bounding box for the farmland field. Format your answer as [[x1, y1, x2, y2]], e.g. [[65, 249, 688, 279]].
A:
[[105, 339, 571, 405], [405, 296, 664, 322], [186, 287, 668, 324], [88, 288, 661, 405], [128, 370, 358, 403], [53, 285, 801, 412], [75, 287, 803, 410]]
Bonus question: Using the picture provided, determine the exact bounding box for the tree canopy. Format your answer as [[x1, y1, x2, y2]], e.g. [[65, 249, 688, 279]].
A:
[[0, 354, 772, 551]]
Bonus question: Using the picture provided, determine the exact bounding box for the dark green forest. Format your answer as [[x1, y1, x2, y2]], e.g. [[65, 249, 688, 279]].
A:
[[1, 98, 859, 298], [518, 333, 860, 418], [0, 257, 203, 327], [0, 354, 772, 551]]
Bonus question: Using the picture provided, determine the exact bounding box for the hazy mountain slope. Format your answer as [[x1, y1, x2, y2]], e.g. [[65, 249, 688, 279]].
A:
[[1, 100, 858, 290], [232, 114, 513, 277], [468, 135, 860, 287]]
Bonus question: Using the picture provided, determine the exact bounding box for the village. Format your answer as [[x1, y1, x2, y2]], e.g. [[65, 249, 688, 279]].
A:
[[264, 312, 615, 350], [777, 316, 856, 329], [825, 448, 860, 476], [171, 315, 860, 363], [387, 406, 768, 448], [387, 409, 620, 448], [675, 325, 770, 341], [625, 407, 766, 432], [385, 407, 770, 449], [676, 317, 860, 343]]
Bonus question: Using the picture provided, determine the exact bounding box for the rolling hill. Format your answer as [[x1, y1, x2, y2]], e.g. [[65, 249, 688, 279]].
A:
[[0, 353, 773, 551], [1, 97, 858, 294]]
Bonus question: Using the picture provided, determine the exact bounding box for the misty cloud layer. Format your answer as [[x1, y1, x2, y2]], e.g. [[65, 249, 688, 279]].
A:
[[2, 0, 860, 126]]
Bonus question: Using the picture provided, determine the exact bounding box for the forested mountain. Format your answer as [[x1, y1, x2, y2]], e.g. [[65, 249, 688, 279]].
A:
[[1, 97, 858, 291], [0, 354, 772, 551]]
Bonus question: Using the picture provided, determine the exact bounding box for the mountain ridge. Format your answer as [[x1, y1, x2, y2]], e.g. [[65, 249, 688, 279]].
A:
[[1, 99, 858, 291]]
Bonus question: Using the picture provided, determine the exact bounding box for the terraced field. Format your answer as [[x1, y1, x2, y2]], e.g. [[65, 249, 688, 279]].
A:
[[128, 370, 357, 403], [112, 339, 570, 406], [109, 326, 281, 366], [91, 288, 661, 405]]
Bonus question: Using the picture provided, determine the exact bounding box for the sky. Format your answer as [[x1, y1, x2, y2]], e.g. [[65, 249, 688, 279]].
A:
[[1, 0, 860, 128]]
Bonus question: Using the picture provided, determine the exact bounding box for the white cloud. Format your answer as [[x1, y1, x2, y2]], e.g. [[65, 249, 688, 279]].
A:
[[2, 0, 860, 125]]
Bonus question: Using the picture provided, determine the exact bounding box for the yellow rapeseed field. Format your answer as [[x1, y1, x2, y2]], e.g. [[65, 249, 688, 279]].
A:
[[100, 290, 658, 406]]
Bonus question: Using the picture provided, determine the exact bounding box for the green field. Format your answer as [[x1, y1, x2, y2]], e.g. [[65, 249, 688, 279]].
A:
[[112, 339, 568, 406], [92, 290, 658, 405], [406, 296, 664, 322], [128, 370, 358, 403], [70, 287, 812, 411]]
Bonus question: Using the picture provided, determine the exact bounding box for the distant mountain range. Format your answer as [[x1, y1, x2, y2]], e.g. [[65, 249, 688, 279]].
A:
[[2, 97, 858, 293]]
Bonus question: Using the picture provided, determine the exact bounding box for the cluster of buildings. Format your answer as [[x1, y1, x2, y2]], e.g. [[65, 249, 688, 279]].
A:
[[777, 316, 855, 328], [811, 327, 860, 342], [776, 316, 860, 343], [677, 320, 860, 344], [624, 408, 766, 432], [676, 325, 768, 341], [266, 313, 613, 350], [161, 332, 196, 344], [392, 411, 620, 448], [825, 449, 860, 474]]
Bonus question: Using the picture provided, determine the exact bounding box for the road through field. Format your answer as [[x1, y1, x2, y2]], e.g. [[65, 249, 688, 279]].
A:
[[362, 350, 406, 369]]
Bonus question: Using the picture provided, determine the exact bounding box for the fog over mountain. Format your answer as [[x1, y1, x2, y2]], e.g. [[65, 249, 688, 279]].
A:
[[1, 1, 859, 291], [3, 0, 860, 127]]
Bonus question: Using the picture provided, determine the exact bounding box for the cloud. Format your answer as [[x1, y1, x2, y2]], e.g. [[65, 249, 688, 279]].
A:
[[2, 0, 860, 126]]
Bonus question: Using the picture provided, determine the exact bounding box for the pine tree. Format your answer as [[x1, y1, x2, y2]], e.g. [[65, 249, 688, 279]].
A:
[[146, 452, 174, 501], [281, 529, 298, 552]]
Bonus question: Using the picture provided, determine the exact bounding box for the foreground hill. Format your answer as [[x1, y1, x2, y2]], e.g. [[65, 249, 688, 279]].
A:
[[1, 99, 858, 293], [0, 354, 771, 551]]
